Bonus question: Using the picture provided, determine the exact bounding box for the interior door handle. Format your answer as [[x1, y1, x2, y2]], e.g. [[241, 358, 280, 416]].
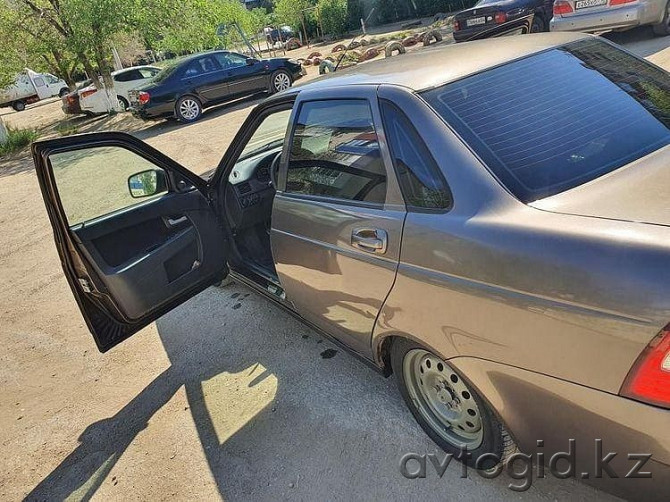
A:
[[166, 216, 188, 227], [351, 228, 388, 254]]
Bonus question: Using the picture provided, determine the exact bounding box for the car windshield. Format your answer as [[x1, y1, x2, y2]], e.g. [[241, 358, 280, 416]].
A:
[[421, 38, 670, 202]]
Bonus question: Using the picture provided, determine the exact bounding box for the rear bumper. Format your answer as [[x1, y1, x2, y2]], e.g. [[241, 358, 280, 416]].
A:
[[451, 357, 670, 500], [550, 5, 647, 32]]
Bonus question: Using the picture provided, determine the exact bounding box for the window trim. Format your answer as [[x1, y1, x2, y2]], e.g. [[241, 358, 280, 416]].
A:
[[282, 97, 388, 208], [379, 99, 453, 214]]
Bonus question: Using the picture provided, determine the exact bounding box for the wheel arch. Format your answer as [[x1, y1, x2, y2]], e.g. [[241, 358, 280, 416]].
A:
[[372, 331, 461, 377]]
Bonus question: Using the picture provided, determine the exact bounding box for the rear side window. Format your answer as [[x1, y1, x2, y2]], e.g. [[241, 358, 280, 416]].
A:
[[421, 38, 670, 202], [286, 99, 387, 205], [115, 70, 142, 82], [381, 100, 452, 210]]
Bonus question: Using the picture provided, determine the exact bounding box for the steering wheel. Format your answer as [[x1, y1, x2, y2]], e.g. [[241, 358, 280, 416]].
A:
[[270, 151, 282, 189]]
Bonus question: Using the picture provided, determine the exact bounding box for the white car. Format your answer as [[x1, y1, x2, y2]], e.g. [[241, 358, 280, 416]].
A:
[[79, 65, 161, 114]]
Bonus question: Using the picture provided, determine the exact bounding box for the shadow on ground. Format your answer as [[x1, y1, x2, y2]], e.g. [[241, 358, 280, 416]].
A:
[[24, 283, 612, 501]]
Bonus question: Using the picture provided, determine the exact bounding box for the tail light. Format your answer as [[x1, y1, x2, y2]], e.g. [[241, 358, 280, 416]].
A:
[[610, 0, 636, 4], [138, 91, 150, 105], [453, 20, 461, 32], [80, 88, 97, 99], [620, 326, 670, 408], [494, 12, 507, 24], [553, 1, 574, 15]]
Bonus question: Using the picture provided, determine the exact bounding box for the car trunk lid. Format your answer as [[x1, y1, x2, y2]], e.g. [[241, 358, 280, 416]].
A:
[[530, 145, 670, 226], [554, 0, 639, 18]]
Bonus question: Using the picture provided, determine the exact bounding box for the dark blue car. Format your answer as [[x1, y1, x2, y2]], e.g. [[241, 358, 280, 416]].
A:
[[452, 0, 552, 42], [129, 50, 304, 122]]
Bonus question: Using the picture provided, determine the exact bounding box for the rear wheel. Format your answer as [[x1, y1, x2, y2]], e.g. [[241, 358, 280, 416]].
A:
[[175, 96, 202, 123], [653, 1, 670, 36], [531, 15, 545, 33], [12, 100, 25, 112], [270, 70, 292, 94], [59, 87, 69, 98], [391, 338, 515, 469], [117, 96, 129, 111]]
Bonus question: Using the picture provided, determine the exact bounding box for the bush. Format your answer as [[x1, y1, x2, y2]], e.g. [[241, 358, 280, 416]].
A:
[[319, 0, 349, 36], [0, 126, 39, 156]]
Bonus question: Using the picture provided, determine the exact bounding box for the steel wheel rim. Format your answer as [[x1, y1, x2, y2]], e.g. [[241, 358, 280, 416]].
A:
[[403, 349, 483, 449], [179, 99, 200, 120], [274, 73, 291, 91]]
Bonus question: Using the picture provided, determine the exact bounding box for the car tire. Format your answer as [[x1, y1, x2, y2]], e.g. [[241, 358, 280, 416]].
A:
[[652, 1, 670, 36], [59, 87, 69, 98], [175, 95, 202, 123], [117, 96, 129, 111], [269, 70, 293, 94], [531, 15, 545, 33], [12, 100, 25, 112], [391, 338, 516, 469]]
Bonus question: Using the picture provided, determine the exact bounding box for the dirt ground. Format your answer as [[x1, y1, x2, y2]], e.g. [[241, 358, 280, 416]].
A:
[[1, 29, 668, 502]]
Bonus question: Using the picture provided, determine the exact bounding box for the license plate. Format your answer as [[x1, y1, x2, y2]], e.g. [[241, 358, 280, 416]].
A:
[[575, 0, 607, 9], [466, 16, 486, 27]]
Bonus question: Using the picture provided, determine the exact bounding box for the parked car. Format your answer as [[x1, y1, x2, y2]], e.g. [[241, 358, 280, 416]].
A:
[[453, 0, 552, 41], [266, 25, 294, 43], [32, 33, 670, 501], [128, 50, 304, 123], [551, 0, 670, 35], [61, 79, 93, 115], [0, 69, 68, 111], [76, 65, 161, 115]]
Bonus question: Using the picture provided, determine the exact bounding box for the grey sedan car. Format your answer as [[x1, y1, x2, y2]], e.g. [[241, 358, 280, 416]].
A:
[[551, 0, 670, 35], [33, 33, 669, 500]]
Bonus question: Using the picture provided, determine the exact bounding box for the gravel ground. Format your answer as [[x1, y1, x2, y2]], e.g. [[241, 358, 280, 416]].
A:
[[1, 28, 667, 502]]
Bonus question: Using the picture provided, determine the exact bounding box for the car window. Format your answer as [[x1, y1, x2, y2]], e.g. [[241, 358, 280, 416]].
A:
[[286, 99, 386, 205], [184, 56, 220, 77], [421, 38, 670, 202], [50, 146, 167, 226], [45, 74, 59, 84], [381, 101, 452, 210], [214, 53, 248, 70], [114, 70, 142, 82], [239, 109, 292, 160], [33, 77, 45, 87], [138, 68, 159, 79]]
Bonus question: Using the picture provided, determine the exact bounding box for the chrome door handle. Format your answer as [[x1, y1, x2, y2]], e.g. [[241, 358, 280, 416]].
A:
[[351, 228, 388, 254], [166, 216, 188, 227]]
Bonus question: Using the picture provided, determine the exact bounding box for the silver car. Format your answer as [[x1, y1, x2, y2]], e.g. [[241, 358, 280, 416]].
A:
[[32, 33, 670, 500], [551, 0, 670, 35]]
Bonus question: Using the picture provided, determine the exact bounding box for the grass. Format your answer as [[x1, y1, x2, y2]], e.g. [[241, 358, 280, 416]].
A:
[[0, 126, 39, 156], [56, 121, 79, 137]]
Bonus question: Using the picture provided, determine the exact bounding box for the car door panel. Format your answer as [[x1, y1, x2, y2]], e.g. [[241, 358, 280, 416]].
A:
[[272, 196, 404, 353], [270, 87, 407, 354], [33, 132, 228, 352]]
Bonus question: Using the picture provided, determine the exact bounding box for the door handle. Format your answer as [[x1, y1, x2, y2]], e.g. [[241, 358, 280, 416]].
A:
[[166, 216, 188, 227], [351, 228, 388, 254]]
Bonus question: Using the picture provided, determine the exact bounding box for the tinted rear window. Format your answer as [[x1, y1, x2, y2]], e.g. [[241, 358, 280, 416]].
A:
[[421, 39, 670, 202]]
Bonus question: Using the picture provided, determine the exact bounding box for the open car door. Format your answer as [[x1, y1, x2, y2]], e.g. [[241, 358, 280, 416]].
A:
[[33, 132, 228, 352]]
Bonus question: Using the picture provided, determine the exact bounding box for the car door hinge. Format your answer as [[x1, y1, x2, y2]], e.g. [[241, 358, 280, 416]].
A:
[[78, 278, 93, 293]]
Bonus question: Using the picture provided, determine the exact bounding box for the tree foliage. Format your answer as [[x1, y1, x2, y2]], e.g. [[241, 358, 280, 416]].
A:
[[318, 0, 347, 36]]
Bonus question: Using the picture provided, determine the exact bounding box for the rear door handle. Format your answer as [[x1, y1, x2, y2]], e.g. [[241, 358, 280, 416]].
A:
[[351, 228, 388, 254]]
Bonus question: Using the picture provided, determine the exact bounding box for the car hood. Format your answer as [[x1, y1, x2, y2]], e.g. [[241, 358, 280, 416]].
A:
[[530, 145, 670, 227]]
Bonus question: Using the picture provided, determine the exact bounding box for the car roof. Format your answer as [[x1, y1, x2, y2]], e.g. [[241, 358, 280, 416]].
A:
[[112, 65, 159, 76], [297, 33, 591, 93]]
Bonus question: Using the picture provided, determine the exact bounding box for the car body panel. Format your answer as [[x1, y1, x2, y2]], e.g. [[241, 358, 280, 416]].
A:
[[79, 66, 160, 114], [452, 357, 670, 502], [550, 0, 666, 32]]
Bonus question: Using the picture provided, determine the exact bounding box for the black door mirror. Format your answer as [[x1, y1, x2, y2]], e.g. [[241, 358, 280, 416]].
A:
[[246, 58, 258, 66], [128, 168, 168, 198]]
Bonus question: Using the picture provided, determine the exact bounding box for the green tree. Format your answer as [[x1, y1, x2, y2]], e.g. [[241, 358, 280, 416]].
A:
[[274, 0, 312, 32], [318, 0, 348, 36]]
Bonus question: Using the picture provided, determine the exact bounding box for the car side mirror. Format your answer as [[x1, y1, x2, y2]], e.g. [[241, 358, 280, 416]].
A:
[[246, 58, 258, 66], [128, 169, 167, 198]]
